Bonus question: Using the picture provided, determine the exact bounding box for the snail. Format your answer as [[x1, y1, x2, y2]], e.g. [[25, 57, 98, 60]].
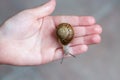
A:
[[56, 23, 76, 63]]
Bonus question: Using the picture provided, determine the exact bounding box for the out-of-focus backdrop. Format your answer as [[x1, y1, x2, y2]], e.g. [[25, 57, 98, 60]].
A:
[[0, 0, 120, 80]]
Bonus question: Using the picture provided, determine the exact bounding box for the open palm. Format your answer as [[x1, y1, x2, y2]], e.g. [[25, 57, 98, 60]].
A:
[[0, 0, 102, 65]]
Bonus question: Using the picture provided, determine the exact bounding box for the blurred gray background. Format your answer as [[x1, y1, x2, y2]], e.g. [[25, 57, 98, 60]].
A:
[[0, 0, 120, 80]]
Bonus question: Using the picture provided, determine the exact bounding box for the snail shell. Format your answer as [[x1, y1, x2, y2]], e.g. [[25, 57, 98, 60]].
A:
[[56, 23, 75, 64], [56, 23, 74, 45]]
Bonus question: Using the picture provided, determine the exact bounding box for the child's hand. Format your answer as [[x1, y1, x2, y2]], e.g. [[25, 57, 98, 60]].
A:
[[0, 0, 102, 66]]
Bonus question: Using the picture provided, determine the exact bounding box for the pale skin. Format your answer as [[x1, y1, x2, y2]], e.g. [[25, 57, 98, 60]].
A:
[[0, 0, 102, 66]]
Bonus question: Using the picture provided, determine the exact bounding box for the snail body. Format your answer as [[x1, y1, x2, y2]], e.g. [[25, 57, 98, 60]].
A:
[[56, 23, 75, 63]]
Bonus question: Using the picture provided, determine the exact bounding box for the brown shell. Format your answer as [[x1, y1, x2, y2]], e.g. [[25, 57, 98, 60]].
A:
[[56, 23, 74, 45]]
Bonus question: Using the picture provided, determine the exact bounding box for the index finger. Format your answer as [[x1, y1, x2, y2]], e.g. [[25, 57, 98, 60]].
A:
[[53, 16, 96, 26]]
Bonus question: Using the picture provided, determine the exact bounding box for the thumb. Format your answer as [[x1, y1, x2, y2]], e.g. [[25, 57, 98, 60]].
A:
[[28, 0, 56, 18]]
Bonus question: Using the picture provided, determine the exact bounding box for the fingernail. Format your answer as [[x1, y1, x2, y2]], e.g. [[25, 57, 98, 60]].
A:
[[94, 25, 102, 33], [81, 45, 88, 52], [88, 17, 96, 24], [92, 35, 101, 43]]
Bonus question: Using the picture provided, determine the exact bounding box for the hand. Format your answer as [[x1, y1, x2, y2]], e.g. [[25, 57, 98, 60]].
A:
[[0, 0, 102, 66]]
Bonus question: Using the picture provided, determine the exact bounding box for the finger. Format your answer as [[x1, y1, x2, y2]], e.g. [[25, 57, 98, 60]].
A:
[[74, 24, 102, 37], [70, 34, 101, 46], [54, 45, 88, 60], [53, 16, 95, 26], [26, 0, 56, 18]]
